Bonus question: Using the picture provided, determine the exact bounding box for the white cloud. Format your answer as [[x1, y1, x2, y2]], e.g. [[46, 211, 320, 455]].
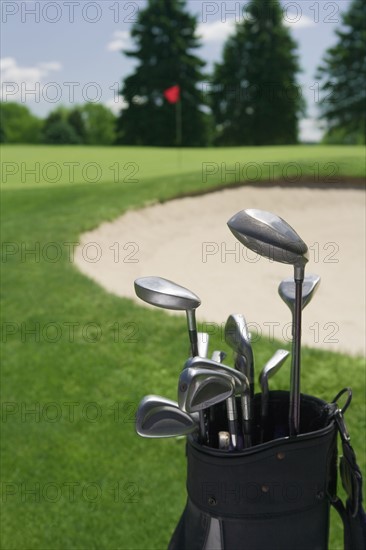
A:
[[0, 57, 63, 102], [106, 31, 131, 52], [198, 19, 236, 44]]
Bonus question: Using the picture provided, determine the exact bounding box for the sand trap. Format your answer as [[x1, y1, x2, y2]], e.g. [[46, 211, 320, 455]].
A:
[[75, 185, 365, 357]]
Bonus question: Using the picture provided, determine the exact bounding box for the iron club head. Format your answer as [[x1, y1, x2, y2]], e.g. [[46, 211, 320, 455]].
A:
[[136, 395, 198, 438], [178, 367, 235, 413]]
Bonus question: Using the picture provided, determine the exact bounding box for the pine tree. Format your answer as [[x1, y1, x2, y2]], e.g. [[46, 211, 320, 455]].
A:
[[116, 0, 208, 146], [316, 0, 366, 144], [211, 0, 303, 145]]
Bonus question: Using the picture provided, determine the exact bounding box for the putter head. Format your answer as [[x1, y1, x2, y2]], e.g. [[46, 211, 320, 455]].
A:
[[278, 274, 321, 311], [227, 209, 309, 269], [224, 314, 253, 366], [259, 349, 290, 391], [184, 356, 250, 395], [178, 367, 234, 413], [134, 276, 201, 311], [136, 395, 197, 438]]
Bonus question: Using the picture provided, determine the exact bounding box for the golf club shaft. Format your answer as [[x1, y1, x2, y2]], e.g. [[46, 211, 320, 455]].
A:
[[186, 310, 199, 357], [240, 395, 252, 447], [289, 278, 303, 436]]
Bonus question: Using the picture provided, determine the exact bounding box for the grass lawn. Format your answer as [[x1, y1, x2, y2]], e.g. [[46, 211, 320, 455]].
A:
[[1, 144, 365, 549]]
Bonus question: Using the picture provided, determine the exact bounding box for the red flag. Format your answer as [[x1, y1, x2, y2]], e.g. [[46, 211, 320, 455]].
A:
[[164, 85, 180, 104]]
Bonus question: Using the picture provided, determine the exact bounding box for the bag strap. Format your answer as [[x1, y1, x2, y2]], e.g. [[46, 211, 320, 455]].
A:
[[330, 389, 366, 550]]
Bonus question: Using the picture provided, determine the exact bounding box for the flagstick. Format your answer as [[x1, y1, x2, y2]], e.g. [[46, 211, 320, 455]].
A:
[[176, 99, 182, 170]]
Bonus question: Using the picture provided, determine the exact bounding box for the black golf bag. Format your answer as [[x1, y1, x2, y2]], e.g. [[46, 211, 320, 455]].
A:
[[168, 390, 366, 550]]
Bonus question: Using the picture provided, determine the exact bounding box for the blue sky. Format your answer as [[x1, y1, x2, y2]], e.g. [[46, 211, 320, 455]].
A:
[[1, 1, 350, 141]]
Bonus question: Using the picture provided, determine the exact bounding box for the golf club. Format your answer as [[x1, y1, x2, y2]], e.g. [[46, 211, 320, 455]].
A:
[[224, 313, 254, 397], [134, 276, 201, 356], [185, 357, 252, 448], [136, 395, 198, 438], [228, 209, 309, 436], [178, 366, 238, 449], [258, 349, 290, 442]]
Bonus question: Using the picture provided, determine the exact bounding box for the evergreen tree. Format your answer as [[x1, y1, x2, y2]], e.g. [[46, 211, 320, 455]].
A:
[[116, 0, 208, 146], [211, 0, 303, 145], [316, 0, 366, 144]]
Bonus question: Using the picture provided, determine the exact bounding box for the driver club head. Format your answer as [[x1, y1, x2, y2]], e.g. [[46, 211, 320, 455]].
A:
[[136, 395, 198, 438], [227, 209, 309, 270]]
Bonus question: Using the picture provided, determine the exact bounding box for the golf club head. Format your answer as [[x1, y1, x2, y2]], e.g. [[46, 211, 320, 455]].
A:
[[184, 356, 250, 394], [178, 367, 235, 413], [134, 276, 201, 312], [227, 209, 309, 270], [259, 349, 290, 393], [136, 395, 198, 438], [278, 274, 321, 312], [225, 314, 254, 399]]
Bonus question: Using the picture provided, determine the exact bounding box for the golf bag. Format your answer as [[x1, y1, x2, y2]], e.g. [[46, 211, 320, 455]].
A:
[[168, 390, 366, 550]]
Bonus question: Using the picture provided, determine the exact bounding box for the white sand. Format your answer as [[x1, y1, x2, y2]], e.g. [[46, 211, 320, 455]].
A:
[[75, 186, 365, 356]]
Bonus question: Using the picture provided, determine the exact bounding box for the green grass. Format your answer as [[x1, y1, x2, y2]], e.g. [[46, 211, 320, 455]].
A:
[[1, 144, 365, 549]]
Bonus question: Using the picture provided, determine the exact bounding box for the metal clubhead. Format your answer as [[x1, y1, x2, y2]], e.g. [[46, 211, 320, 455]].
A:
[[227, 209, 309, 274], [136, 395, 198, 438], [134, 276, 201, 311], [185, 356, 252, 448], [178, 367, 234, 413], [259, 349, 290, 397], [224, 313, 254, 396], [278, 274, 321, 313], [134, 276, 201, 356]]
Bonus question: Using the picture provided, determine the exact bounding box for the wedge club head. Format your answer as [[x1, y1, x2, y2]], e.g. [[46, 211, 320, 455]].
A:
[[134, 276, 201, 356], [185, 356, 252, 448], [136, 395, 198, 438], [178, 366, 238, 448]]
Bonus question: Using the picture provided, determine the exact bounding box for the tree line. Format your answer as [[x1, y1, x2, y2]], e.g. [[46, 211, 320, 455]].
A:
[[1, 0, 364, 146], [0, 103, 117, 145]]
